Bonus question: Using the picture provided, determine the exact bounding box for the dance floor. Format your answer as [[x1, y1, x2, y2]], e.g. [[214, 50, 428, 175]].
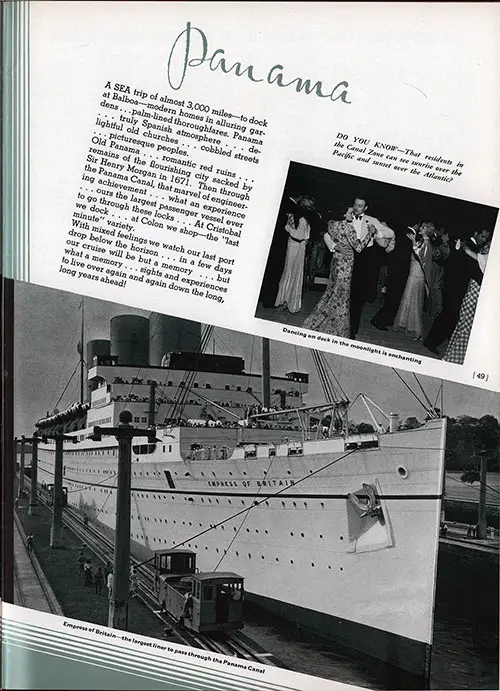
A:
[[255, 289, 442, 361]]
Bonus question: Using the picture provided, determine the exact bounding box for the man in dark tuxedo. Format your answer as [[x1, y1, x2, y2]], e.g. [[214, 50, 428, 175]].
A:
[[370, 224, 413, 330], [349, 197, 395, 338], [423, 232, 484, 354]]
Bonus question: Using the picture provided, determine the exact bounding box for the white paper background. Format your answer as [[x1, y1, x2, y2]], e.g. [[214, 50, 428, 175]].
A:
[[29, 1, 500, 391]]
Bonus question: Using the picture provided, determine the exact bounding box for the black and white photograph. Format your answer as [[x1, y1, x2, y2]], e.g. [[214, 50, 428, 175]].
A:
[[12, 281, 499, 690], [255, 163, 498, 364]]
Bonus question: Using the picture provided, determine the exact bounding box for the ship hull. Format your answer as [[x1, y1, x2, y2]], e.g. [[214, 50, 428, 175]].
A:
[[37, 418, 446, 679], [246, 591, 431, 683]]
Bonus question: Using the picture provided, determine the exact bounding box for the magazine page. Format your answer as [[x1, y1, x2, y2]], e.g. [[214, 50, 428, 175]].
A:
[[17, 0, 500, 392], [3, 281, 500, 691], [2, 2, 499, 691]]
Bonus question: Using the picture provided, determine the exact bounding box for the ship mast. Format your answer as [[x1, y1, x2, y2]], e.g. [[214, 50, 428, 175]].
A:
[[261, 338, 271, 408], [79, 298, 85, 404]]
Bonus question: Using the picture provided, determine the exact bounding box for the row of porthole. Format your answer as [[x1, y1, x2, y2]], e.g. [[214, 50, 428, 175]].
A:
[[176, 542, 345, 571], [132, 519, 340, 541], [179, 497, 325, 509], [141, 536, 345, 572]]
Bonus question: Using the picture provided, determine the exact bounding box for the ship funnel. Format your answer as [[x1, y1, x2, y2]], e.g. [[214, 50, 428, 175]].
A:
[[87, 339, 111, 399], [110, 315, 149, 366], [389, 413, 399, 433], [149, 313, 202, 366]]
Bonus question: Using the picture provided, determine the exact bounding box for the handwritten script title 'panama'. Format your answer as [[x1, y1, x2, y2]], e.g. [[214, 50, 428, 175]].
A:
[[167, 22, 351, 104]]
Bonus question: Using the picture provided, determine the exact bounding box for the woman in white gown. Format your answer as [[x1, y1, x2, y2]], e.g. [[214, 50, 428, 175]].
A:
[[394, 222, 434, 340], [274, 195, 315, 314]]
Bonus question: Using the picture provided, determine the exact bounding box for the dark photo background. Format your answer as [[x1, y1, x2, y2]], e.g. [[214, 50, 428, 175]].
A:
[[267, 162, 498, 237]]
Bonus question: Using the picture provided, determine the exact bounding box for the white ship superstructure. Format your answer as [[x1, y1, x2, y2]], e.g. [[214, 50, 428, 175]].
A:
[[35, 313, 446, 680]]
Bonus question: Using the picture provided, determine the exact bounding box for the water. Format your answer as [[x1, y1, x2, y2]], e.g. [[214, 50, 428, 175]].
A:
[[243, 544, 499, 689]]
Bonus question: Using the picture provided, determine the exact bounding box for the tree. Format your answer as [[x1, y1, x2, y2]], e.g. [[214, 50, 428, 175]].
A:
[[460, 468, 480, 484], [402, 416, 421, 430], [356, 422, 375, 434], [445, 414, 500, 471]]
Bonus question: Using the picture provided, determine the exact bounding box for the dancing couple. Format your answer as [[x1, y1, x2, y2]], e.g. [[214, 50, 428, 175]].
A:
[[303, 197, 395, 338]]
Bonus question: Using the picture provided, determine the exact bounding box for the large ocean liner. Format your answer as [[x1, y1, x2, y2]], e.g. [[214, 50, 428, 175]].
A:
[[35, 312, 446, 680]]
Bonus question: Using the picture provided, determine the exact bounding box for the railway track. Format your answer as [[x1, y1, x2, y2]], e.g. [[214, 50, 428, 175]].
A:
[[37, 493, 284, 666]]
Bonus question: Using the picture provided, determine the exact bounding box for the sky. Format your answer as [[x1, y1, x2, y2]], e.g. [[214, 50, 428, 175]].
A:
[[13, 280, 500, 437]]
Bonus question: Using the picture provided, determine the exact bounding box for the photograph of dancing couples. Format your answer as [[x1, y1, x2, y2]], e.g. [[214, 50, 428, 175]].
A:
[[256, 162, 498, 365]]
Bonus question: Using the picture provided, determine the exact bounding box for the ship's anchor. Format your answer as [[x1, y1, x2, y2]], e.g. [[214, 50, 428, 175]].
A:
[[346, 483, 384, 519]]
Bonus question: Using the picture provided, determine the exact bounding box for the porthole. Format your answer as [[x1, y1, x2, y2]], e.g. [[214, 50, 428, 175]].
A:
[[290, 559, 294, 564], [397, 465, 409, 479], [311, 563, 315, 567], [290, 531, 294, 536], [320, 534, 323, 538], [261, 555, 265, 559], [340, 566, 344, 571], [340, 536, 344, 541], [300, 532, 305, 537]]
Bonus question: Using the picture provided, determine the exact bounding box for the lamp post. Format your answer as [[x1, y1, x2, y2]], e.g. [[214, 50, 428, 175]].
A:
[[39, 432, 77, 547], [15, 435, 27, 501], [477, 449, 489, 539], [88, 410, 157, 630], [29, 433, 39, 515], [15, 433, 40, 514]]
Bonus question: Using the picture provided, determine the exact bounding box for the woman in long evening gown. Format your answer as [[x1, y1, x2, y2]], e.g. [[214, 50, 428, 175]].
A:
[[303, 214, 376, 337], [394, 224, 434, 340], [443, 232, 491, 364], [274, 196, 315, 314]]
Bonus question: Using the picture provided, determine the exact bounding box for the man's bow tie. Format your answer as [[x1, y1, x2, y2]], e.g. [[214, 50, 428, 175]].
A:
[[354, 214, 363, 220]]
